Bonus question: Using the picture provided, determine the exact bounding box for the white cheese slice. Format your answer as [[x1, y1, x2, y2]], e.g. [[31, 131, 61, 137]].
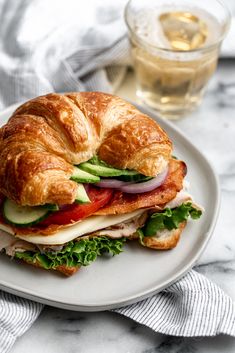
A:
[[0, 209, 144, 245]]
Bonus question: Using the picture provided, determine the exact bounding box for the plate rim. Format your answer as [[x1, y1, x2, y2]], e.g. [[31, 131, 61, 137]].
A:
[[0, 101, 221, 311]]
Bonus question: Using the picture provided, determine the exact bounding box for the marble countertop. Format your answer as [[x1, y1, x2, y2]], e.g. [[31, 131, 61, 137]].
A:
[[11, 60, 235, 353]]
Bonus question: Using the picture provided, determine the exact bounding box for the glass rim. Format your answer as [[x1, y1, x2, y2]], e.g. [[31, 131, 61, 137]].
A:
[[124, 0, 231, 54]]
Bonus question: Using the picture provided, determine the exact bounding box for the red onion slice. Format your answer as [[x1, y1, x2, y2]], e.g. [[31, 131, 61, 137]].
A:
[[95, 179, 134, 188], [119, 167, 168, 194]]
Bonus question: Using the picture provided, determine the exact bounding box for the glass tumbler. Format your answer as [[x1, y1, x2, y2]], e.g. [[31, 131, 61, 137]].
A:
[[125, 0, 231, 119]]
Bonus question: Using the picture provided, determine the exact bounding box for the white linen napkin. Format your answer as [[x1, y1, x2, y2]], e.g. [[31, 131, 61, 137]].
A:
[[0, 1, 235, 352]]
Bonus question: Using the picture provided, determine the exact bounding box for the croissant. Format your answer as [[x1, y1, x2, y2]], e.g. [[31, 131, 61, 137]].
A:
[[0, 92, 172, 206]]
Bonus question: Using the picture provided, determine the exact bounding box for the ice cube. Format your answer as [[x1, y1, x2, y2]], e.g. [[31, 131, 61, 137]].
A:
[[159, 11, 208, 50]]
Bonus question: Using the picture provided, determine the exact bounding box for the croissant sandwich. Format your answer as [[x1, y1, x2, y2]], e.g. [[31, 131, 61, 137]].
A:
[[0, 92, 202, 276]]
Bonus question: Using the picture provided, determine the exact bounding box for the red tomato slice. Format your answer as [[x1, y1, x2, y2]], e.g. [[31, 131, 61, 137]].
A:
[[40, 186, 113, 226]]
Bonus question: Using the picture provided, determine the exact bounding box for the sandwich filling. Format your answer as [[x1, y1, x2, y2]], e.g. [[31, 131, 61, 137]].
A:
[[0, 202, 201, 270], [0, 156, 202, 274]]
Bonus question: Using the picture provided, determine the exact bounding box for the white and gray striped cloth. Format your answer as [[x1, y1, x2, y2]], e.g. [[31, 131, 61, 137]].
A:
[[114, 271, 235, 337], [1, 271, 235, 353], [0, 0, 235, 109], [0, 0, 235, 352]]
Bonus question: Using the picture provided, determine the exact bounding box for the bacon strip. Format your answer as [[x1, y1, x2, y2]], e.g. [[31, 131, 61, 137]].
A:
[[95, 159, 186, 215]]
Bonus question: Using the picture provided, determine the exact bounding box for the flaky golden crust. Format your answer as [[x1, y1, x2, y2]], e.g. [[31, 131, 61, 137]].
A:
[[0, 92, 172, 206], [141, 222, 186, 250], [20, 258, 80, 276], [98, 113, 172, 175]]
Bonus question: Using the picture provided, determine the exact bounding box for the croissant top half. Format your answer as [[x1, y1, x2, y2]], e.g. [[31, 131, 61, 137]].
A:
[[0, 92, 172, 206]]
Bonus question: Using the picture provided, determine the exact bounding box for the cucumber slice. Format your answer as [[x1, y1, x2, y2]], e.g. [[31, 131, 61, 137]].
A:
[[79, 162, 137, 177], [79, 156, 148, 180], [79, 162, 123, 177], [75, 184, 90, 204], [42, 204, 59, 211], [88, 156, 141, 177], [117, 174, 153, 182], [70, 166, 100, 183], [3, 199, 49, 226], [88, 155, 109, 167]]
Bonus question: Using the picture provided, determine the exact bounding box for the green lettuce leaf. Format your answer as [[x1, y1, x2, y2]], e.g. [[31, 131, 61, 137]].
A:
[[143, 202, 202, 237], [14, 203, 202, 270], [15, 236, 126, 270]]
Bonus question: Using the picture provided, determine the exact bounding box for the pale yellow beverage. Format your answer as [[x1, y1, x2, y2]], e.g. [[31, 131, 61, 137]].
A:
[[125, 0, 231, 119]]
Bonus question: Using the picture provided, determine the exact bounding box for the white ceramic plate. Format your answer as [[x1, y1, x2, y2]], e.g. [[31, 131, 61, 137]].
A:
[[0, 102, 220, 311]]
